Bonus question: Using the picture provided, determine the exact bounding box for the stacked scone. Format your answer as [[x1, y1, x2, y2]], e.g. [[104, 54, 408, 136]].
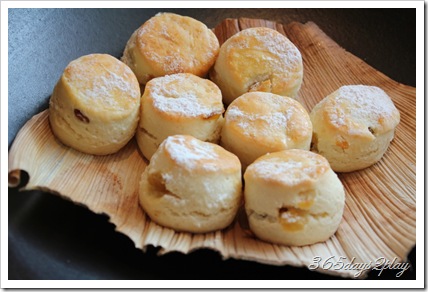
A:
[[49, 12, 400, 246], [136, 73, 224, 160]]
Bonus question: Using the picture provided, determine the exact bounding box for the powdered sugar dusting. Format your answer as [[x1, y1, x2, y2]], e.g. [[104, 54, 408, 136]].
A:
[[254, 158, 304, 185], [327, 85, 399, 133], [147, 50, 184, 73], [65, 55, 138, 110], [148, 74, 222, 117], [137, 15, 184, 72], [250, 151, 326, 186], [226, 93, 307, 144], [165, 135, 220, 171], [137, 13, 217, 74], [228, 106, 292, 136], [227, 27, 302, 72]]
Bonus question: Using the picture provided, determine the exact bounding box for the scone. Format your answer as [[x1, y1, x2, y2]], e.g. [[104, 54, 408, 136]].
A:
[[139, 135, 242, 233], [136, 73, 224, 160], [220, 92, 312, 170], [244, 149, 345, 246], [49, 54, 140, 155], [310, 85, 400, 172], [209, 27, 303, 104], [122, 12, 219, 85]]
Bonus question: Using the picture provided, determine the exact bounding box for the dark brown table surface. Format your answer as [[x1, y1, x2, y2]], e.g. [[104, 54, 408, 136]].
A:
[[8, 8, 416, 281]]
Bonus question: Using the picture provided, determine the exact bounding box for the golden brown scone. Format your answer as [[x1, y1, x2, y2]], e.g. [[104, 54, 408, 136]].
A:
[[209, 27, 303, 105], [49, 54, 140, 155], [244, 149, 345, 246], [139, 135, 242, 233], [122, 13, 219, 85], [310, 85, 400, 172], [220, 92, 312, 170], [136, 73, 225, 160]]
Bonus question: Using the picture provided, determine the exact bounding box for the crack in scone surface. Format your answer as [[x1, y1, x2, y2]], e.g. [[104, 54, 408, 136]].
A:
[[148, 171, 181, 200]]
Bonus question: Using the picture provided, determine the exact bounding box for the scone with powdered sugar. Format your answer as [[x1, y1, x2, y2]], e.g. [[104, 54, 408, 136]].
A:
[[122, 13, 219, 85], [220, 91, 312, 170], [310, 85, 400, 172], [244, 149, 345, 246], [136, 73, 224, 160], [210, 27, 303, 105], [49, 54, 140, 155], [139, 135, 242, 233]]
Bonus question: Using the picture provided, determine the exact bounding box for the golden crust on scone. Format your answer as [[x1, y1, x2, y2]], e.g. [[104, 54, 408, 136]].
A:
[[143, 73, 224, 120], [162, 135, 239, 173], [49, 54, 140, 155], [319, 85, 400, 137], [122, 13, 219, 84], [310, 85, 400, 172], [244, 149, 345, 246], [220, 92, 312, 170], [136, 73, 225, 160], [210, 27, 303, 104], [244, 150, 329, 189], [139, 135, 242, 233], [61, 54, 140, 117]]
